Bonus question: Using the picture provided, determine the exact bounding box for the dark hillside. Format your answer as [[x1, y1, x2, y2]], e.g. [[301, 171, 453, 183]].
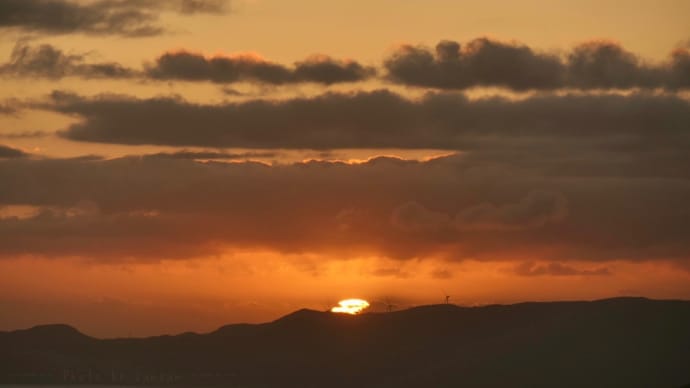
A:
[[1, 297, 689, 387]]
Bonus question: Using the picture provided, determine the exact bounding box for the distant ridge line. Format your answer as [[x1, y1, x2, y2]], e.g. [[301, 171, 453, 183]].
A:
[[2, 296, 681, 339]]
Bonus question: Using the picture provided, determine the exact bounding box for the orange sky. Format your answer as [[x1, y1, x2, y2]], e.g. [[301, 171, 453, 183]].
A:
[[2, 254, 689, 337], [1, 0, 689, 337]]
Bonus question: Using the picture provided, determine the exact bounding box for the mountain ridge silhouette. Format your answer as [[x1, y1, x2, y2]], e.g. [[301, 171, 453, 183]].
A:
[[2, 297, 689, 387]]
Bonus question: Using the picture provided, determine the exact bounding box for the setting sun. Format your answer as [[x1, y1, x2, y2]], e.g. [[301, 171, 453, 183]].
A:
[[330, 299, 370, 314]]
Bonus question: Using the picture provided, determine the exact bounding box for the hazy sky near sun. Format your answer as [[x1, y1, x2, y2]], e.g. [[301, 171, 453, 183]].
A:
[[0, 0, 689, 337]]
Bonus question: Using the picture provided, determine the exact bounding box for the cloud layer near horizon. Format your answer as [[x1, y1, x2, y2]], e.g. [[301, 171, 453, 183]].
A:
[[1, 149, 688, 265], [0, 86, 678, 266]]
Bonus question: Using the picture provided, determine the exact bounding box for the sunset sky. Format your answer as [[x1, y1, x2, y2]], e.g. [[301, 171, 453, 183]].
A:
[[1, 0, 689, 338]]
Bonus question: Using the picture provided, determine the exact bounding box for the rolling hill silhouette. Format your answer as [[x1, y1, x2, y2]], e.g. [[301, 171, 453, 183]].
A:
[[1, 297, 689, 387]]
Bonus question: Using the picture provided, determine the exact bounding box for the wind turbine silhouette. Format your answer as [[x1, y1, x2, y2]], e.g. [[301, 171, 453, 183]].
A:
[[384, 298, 397, 312], [441, 289, 450, 304]]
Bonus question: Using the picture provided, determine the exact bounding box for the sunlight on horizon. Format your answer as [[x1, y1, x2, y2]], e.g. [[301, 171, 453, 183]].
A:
[[330, 298, 370, 314]]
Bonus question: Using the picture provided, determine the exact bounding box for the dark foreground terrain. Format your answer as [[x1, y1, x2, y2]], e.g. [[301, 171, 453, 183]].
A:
[[1, 297, 689, 387]]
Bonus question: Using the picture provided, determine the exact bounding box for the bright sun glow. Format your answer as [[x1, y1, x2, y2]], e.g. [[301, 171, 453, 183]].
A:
[[330, 298, 370, 314]]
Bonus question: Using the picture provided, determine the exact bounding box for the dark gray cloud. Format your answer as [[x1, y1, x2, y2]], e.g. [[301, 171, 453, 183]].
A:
[[0, 144, 28, 158], [671, 47, 690, 88], [565, 41, 663, 89], [0, 43, 373, 84], [455, 191, 568, 231], [385, 38, 563, 90], [513, 262, 611, 277], [16, 37, 685, 89], [0, 153, 688, 264], [147, 51, 290, 83], [0, 42, 135, 79], [1, 35, 687, 89], [7, 88, 690, 264], [0, 0, 229, 37], [146, 51, 375, 85], [385, 38, 690, 90], [390, 191, 568, 237], [49, 90, 690, 174], [293, 55, 376, 84], [390, 202, 451, 233]]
